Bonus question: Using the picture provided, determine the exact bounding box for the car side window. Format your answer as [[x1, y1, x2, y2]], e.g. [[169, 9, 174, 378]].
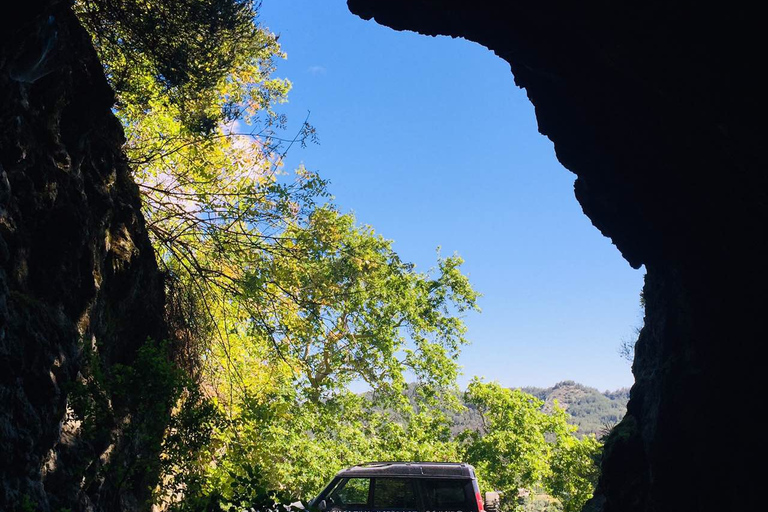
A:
[[329, 478, 372, 510], [421, 479, 473, 512], [372, 478, 419, 511]]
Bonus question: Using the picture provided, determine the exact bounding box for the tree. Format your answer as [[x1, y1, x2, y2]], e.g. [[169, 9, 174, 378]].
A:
[[75, 0, 290, 133], [244, 207, 478, 402], [461, 381, 558, 494], [546, 434, 601, 512], [74, 0, 322, 379], [162, 208, 477, 507], [459, 380, 601, 512]]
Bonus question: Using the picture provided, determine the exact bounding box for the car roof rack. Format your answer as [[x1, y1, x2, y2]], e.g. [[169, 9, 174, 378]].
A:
[[336, 461, 474, 478], [354, 461, 467, 466]]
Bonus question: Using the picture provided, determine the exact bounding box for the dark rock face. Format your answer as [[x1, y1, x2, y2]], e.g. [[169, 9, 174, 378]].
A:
[[1, 1, 165, 510], [347, 1, 767, 511]]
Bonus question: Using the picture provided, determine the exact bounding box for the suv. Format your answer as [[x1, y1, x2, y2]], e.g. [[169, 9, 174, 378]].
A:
[[309, 462, 485, 512]]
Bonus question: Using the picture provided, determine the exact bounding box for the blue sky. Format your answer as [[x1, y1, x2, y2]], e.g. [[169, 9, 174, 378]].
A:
[[259, 1, 644, 391]]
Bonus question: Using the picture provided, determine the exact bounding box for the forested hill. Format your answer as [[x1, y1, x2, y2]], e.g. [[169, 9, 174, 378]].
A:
[[446, 381, 629, 438], [520, 381, 630, 437]]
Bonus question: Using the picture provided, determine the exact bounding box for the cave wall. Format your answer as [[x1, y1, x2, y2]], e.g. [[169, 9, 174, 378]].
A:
[[347, 1, 767, 511], [0, 1, 166, 510]]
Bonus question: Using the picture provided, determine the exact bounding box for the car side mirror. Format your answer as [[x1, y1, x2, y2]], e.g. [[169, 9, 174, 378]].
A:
[[318, 500, 328, 512]]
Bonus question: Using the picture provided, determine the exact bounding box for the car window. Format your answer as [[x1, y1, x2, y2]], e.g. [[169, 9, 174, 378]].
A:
[[329, 478, 371, 509], [372, 478, 419, 510], [421, 479, 474, 512]]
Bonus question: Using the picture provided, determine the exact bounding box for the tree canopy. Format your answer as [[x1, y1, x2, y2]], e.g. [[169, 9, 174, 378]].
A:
[[461, 381, 601, 512]]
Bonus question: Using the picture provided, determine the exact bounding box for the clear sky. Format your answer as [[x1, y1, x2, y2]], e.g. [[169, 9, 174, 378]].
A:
[[259, 1, 645, 392]]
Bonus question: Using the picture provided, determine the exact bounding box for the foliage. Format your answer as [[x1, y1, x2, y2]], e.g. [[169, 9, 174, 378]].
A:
[[75, 0, 289, 133], [75, 0, 474, 414], [546, 434, 601, 512], [517, 490, 562, 512], [188, 203, 477, 503], [153, 203, 479, 508], [167, 382, 463, 509], [242, 208, 478, 402], [459, 381, 601, 512], [461, 381, 559, 493], [68, 339, 218, 508], [74, 0, 319, 381]]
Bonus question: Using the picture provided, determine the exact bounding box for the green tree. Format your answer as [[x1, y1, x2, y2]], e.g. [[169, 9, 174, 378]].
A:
[[461, 381, 557, 493], [244, 207, 478, 403], [74, 0, 320, 381], [75, 0, 290, 133], [546, 434, 601, 512], [168, 207, 476, 507], [460, 380, 601, 512]]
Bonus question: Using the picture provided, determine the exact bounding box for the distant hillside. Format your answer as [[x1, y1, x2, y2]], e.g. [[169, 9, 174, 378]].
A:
[[383, 381, 629, 439], [445, 381, 629, 438], [519, 381, 629, 437]]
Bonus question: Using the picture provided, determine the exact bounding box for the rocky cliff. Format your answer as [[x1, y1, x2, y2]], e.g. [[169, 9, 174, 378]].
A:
[[347, 1, 767, 511], [1, 1, 166, 510]]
